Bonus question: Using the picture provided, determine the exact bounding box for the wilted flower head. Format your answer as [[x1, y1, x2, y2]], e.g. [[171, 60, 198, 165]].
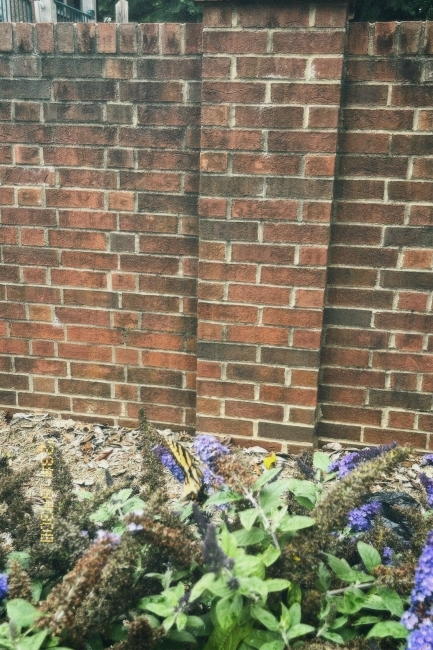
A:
[[328, 442, 397, 479], [193, 435, 230, 471], [202, 523, 234, 573], [347, 501, 381, 533], [152, 444, 185, 483], [420, 474, 433, 508], [0, 574, 8, 600]]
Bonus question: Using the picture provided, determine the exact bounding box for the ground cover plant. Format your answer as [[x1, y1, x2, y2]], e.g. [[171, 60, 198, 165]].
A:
[[0, 413, 432, 649]]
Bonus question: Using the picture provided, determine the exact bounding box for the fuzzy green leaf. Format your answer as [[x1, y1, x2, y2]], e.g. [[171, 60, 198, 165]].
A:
[[341, 589, 367, 615], [15, 630, 47, 650], [232, 528, 266, 547], [316, 562, 332, 592], [313, 452, 332, 472], [168, 629, 197, 643], [286, 623, 315, 640], [260, 642, 285, 650], [320, 630, 345, 644], [353, 616, 381, 626], [204, 622, 253, 650], [250, 605, 279, 632], [265, 579, 291, 593], [366, 622, 408, 639], [239, 508, 259, 531], [259, 480, 295, 513], [205, 492, 243, 507], [377, 588, 404, 618], [278, 515, 315, 533], [325, 555, 358, 583], [252, 469, 282, 492], [260, 546, 280, 567], [357, 542, 381, 573], [7, 599, 40, 628]]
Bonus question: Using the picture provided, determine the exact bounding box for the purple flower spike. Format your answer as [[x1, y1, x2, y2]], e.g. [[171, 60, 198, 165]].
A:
[[421, 454, 433, 467], [420, 474, 433, 508], [152, 444, 185, 483], [193, 435, 229, 472], [407, 620, 433, 650], [0, 574, 8, 600], [328, 442, 397, 479], [347, 501, 381, 533]]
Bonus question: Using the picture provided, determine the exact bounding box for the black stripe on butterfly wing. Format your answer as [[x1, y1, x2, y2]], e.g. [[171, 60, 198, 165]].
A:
[[165, 438, 204, 499]]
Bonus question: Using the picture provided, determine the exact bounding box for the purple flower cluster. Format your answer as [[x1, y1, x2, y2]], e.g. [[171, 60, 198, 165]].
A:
[[401, 530, 433, 647], [0, 574, 8, 600], [152, 444, 185, 483], [420, 474, 433, 508], [328, 442, 397, 479], [407, 621, 433, 650], [382, 546, 393, 566], [95, 530, 121, 547], [346, 501, 381, 532], [193, 435, 230, 471], [421, 454, 433, 467]]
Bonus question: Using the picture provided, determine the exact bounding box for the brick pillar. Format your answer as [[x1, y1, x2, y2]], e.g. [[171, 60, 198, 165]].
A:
[[196, 0, 349, 451]]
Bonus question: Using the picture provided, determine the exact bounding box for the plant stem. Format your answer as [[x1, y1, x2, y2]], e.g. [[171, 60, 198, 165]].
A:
[[244, 489, 280, 550], [326, 582, 375, 597]]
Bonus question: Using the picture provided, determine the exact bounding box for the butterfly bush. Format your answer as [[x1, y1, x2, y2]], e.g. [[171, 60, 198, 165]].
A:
[[193, 435, 230, 471], [328, 442, 397, 478], [152, 444, 185, 483], [421, 454, 433, 466], [346, 501, 381, 533], [401, 530, 433, 646], [0, 574, 8, 600], [420, 473, 433, 508]]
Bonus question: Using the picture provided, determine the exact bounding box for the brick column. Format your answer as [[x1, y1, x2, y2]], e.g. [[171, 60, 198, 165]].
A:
[[196, 0, 349, 451]]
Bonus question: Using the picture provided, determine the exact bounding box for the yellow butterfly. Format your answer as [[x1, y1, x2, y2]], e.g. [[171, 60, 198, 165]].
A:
[[165, 438, 205, 502]]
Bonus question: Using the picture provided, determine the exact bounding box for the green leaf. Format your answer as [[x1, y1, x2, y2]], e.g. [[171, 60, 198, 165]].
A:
[[363, 594, 389, 611], [313, 452, 332, 472], [112, 488, 132, 503], [6, 552, 31, 570], [260, 642, 285, 650], [232, 528, 265, 547], [237, 576, 268, 601], [168, 629, 197, 643], [366, 622, 409, 639], [320, 631, 345, 644], [216, 596, 240, 631], [7, 600, 40, 628], [316, 562, 331, 592], [260, 546, 280, 567], [357, 542, 381, 573], [285, 479, 320, 508], [203, 622, 253, 650], [278, 515, 315, 533], [377, 588, 404, 618], [144, 603, 174, 618], [239, 509, 259, 531], [353, 616, 381, 626], [325, 554, 358, 583], [205, 492, 243, 508], [265, 579, 291, 593], [188, 574, 218, 602], [186, 616, 206, 630], [259, 480, 294, 513], [250, 605, 279, 632], [287, 583, 302, 607], [31, 580, 43, 604], [341, 589, 367, 615], [286, 624, 315, 640], [15, 630, 47, 650], [281, 603, 301, 630], [251, 469, 282, 492]]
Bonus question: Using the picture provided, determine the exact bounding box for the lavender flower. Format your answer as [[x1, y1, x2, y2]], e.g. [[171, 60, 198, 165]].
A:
[[193, 435, 230, 471], [152, 444, 185, 483], [420, 474, 433, 508], [421, 454, 433, 466], [347, 501, 381, 533], [401, 530, 433, 644], [407, 620, 433, 650], [382, 546, 393, 566], [0, 574, 8, 600], [328, 442, 397, 479], [95, 530, 121, 547]]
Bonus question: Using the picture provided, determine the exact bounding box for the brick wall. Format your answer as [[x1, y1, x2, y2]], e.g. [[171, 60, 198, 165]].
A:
[[0, 7, 432, 452], [0, 21, 202, 429], [319, 21, 433, 451]]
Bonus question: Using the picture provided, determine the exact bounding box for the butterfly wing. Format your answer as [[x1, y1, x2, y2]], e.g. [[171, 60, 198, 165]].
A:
[[165, 438, 204, 501]]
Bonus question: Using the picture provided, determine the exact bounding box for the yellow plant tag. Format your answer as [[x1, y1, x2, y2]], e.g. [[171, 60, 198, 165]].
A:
[[263, 452, 277, 470]]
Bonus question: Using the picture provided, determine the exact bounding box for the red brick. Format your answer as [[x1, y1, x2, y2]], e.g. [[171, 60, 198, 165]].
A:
[[140, 24, 159, 54], [374, 22, 397, 55], [35, 24, 54, 53], [97, 23, 117, 54], [161, 23, 181, 55]]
